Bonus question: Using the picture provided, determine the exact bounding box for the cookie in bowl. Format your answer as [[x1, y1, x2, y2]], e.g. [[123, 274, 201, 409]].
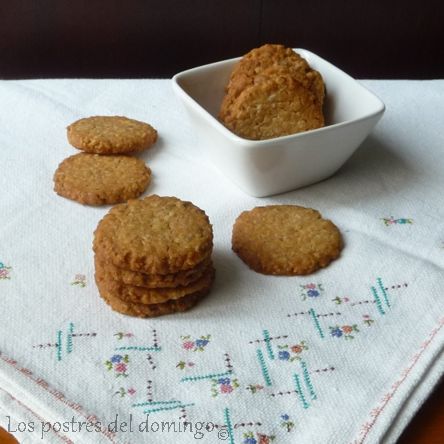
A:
[[172, 46, 385, 196], [219, 44, 325, 140]]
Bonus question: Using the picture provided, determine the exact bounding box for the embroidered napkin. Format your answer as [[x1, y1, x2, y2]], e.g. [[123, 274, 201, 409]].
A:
[[0, 79, 443, 444]]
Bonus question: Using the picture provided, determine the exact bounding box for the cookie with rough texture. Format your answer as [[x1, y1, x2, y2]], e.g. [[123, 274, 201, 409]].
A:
[[219, 44, 325, 122], [95, 260, 215, 304], [232, 205, 342, 275], [95, 253, 211, 288], [222, 74, 324, 140], [98, 280, 209, 318], [53, 153, 151, 205], [93, 195, 213, 274], [67, 116, 157, 154], [245, 45, 324, 101]]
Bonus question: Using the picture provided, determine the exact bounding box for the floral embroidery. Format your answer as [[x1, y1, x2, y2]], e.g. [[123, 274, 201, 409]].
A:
[[277, 341, 308, 361], [105, 354, 129, 377], [114, 387, 136, 398], [300, 283, 324, 300], [382, 217, 413, 226], [257, 434, 275, 444], [329, 325, 359, 340], [0, 262, 12, 280], [114, 332, 134, 340], [242, 431, 275, 444], [70, 274, 86, 287], [246, 384, 264, 394], [181, 335, 211, 352], [242, 432, 257, 444], [332, 296, 350, 305], [176, 360, 195, 370], [210, 376, 239, 397], [363, 315, 375, 327], [280, 414, 295, 432]]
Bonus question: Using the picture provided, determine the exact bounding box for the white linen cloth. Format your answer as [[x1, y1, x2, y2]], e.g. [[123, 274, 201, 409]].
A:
[[0, 79, 443, 444]]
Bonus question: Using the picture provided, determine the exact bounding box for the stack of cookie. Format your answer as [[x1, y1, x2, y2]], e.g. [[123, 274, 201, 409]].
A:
[[93, 195, 215, 317], [54, 116, 157, 205], [219, 44, 325, 140]]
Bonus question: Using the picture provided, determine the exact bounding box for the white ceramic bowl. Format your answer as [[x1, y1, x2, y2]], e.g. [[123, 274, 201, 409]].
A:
[[172, 49, 385, 197]]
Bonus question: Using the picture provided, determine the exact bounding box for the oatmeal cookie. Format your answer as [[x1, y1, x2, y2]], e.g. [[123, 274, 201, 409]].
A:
[[95, 261, 215, 304], [53, 153, 151, 205], [67, 116, 157, 154], [98, 280, 209, 318], [93, 195, 213, 274], [94, 254, 211, 288], [219, 44, 325, 122], [222, 74, 324, 140], [232, 205, 342, 275]]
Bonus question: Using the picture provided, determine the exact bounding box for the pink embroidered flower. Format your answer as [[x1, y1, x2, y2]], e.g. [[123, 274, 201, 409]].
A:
[[71, 273, 86, 287], [114, 332, 134, 340], [246, 384, 264, 393], [300, 283, 324, 300], [291, 345, 303, 353], [220, 384, 233, 394], [127, 388, 136, 395], [0, 263, 11, 280], [176, 360, 195, 370], [183, 341, 194, 350], [211, 377, 239, 397], [258, 434, 275, 444], [278, 341, 308, 361], [115, 363, 127, 373]]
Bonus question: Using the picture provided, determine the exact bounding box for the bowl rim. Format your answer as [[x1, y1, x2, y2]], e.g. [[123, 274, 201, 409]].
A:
[[172, 48, 386, 146]]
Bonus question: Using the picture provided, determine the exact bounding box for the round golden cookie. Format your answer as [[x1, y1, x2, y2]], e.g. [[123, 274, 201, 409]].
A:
[[95, 262, 215, 304], [230, 44, 324, 100], [53, 153, 151, 205], [219, 44, 325, 121], [99, 284, 209, 318], [67, 116, 157, 154], [228, 44, 309, 87], [232, 205, 342, 275], [222, 74, 324, 140], [94, 253, 211, 288], [93, 195, 213, 274]]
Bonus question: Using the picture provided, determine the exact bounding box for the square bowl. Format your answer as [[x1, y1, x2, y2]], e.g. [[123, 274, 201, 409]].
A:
[[172, 48, 385, 197]]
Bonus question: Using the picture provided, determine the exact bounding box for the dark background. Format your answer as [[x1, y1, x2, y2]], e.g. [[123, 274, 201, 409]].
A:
[[0, 0, 442, 79]]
